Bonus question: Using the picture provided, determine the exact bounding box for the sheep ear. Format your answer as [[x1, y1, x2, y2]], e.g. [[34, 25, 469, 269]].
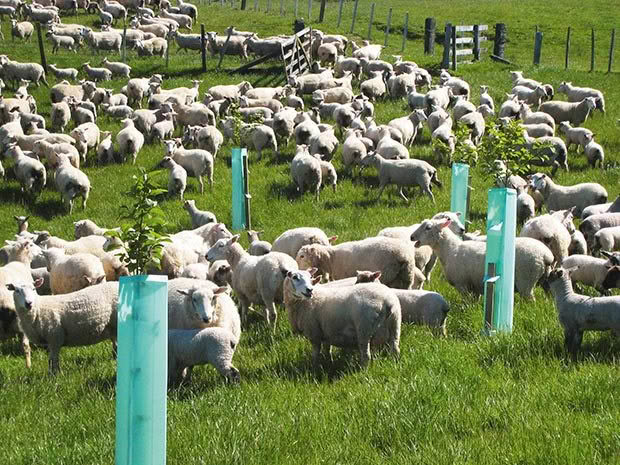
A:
[[95, 275, 105, 285], [229, 235, 240, 244], [221, 264, 231, 272], [454, 211, 462, 217], [285, 270, 294, 278], [33, 278, 44, 288], [6, 283, 16, 291], [308, 267, 319, 276], [311, 276, 322, 285], [328, 235, 338, 243], [176, 289, 191, 296], [370, 271, 382, 281], [214, 287, 228, 295], [564, 266, 579, 274], [440, 219, 452, 229]]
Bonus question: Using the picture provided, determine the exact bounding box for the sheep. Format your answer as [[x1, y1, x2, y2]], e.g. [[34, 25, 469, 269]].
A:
[[510, 71, 542, 89], [312, 87, 354, 105], [33, 139, 80, 169], [92, 130, 113, 164], [43, 248, 106, 295], [291, 147, 322, 199], [351, 41, 383, 60], [579, 214, 620, 248], [103, 89, 128, 107], [244, 35, 287, 57], [518, 102, 555, 130], [170, 30, 202, 52], [479, 85, 495, 111], [362, 151, 441, 203], [520, 209, 575, 264], [247, 230, 272, 256], [239, 123, 277, 161], [6, 142, 46, 197], [49, 81, 84, 103], [116, 118, 144, 164], [557, 81, 605, 114], [45, 64, 76, 82], [70, 123, 100, 162], [360, 72, 387, 101], [283, 269, 400, 365], [582, 133, 604, 168], [539, 97, 597, 126], [45, 31, 77, 53], [161, 7, 192, 30], [74, 219, 117, 239], [295, 237, 420, 290], [168, 327, 239, 386], [159, 156, 187, 200], [510, 85, 547, 107], [125, 74, 163, 108], [7, 280, 118, 374], [516, 185, 536, 225], [271, 227, 334, 260], [163, 139, 213, 193], [101, 103, 134, 119], [521, 132, 568, 175], [334, 56, 362, 80], [569, 230, 588, 256], [80, 62, 112, 82], [439, 70, 470, 99], [592, 227, 620, 255], [0, 56, 48, 88], [80, 28, 122, 54], [498, 94, 520, 119], [387, 110, 426, 147], [561, 255, 614, 294], [101, 57, 131, 78], [529, 173, 608, 217], [411, 218, 554, 299], [134, 37, 168, 57], [178, 263, 209, 280], [184, 125, 224, 158], [22, 4, 59, 24], [513, 121, 554, 138], [11, 20, 34, 41], [207, 260, 232, 287], [52, 154, 90, 213], [49, 100, 72, 132], [558, 121, 592, 152], [308, 129, 339, 161], [206, 235, 298, 329], [548, 267, 620, 356], [459, 110, 486, 146], [384, 70, 416, 99], [149, 111, 175, 144]]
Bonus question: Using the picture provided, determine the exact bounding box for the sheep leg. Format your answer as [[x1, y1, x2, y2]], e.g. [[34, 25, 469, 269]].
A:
[[48, 345, 61, 375], [198, 176, 204, 194], [21, 333, 31, 369], [311, 342, 322, 366], [322, 343, 333, 362], [237, 295, 251, 328], [263, 299, 278, 332], [398, 187, 409, 202], [357, 340, 371, 367]]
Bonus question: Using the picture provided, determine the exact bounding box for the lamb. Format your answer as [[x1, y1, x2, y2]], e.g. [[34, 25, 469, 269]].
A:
[[206, 235, 298, 329], [439, 70, 470, 99], [179, 263, 210, 280], [6, 142, 46, 197], [161, 7, 193, 31], [561, 255, 616, 293], [557, 81, 605, 114], [516, 185, 536, 225], [579, 214, 620, 248], [49, 81, 84, 103], [7, 280, 118, 374], [519, 102, 555, 130], [33, 139, 80, 169], [71, 122, 100, 162], [80, 62, 112, 82], [46, 64, 76, 81], [184, 125, 224, 158], [548, 267, 620, 356], [307, 129, 339, 162], [46, 31, 77, 53], [80, 28, 122, 54], [101, 57, 131, 78], [283, 269, 400, 365], [582, 133, 604, 168], [11, 20, 34, 41], [206, 81, 252, 101], [334, 56, 362, 80], [529, 172, 608, 217], [167, 327, 240, 385], [374, 127, 409, 160], [170, 30, 203, 52], [207, 260, 232, 287], [360, 71, 387, 101], [22, 4, 59, 24], [558, 121, 593, 151], [53, 154, 90, 213], [116, 118, 144, 164], [362, 151, 441, 203], [247, 230, 272, 256], [312, 87, 354, 106], [521, 132, 568, 175], [520, 209, 575, 264], [239, 123, 277, 161], [510, 71, 542, 89], [74, 219, 116, 238], [135, 37, 168, 57], [295, 237, 420, 290], [411, 218, 554, 299], [459, 110, 486, 146], [387, 110, 426, 147], [592, 227, 620, 255], [569, 230, 588, 256], [125, 74, 163, 108], [351, 41, 383, 60], [0, 55, 48, 88], [163, 139, 213, 193], [479, 85, 494, 111], [43, 248, 106, 295], [539, 97, 597, 126], [498, 94, 520, 119], [510, 85, 547, 107], [271, 227, 334, 259], [97, 131, 114, 164], [149, 111, 175, 143], [102, 103, 134, 119], [160, 156, 187, 200], [291, 147, 322, 199]]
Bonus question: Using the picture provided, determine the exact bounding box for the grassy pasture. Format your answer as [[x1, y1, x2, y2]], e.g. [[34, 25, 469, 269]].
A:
[[0, 1, 620, 464]]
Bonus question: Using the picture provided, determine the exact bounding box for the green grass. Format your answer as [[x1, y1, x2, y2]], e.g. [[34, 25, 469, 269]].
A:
[[1, 1, 620, 464]]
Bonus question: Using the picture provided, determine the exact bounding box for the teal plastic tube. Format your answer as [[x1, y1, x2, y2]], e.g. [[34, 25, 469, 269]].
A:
[[450, 163, 469, 226], [231, 147, 247, 230], [116, 275, 168, 465], [483, 187, 517, 334]]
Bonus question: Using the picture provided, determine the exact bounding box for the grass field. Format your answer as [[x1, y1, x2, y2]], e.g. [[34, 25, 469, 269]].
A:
[[1, 1, 620, 464]]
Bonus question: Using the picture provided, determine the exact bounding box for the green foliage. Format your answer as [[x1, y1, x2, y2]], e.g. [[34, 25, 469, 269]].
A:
[[105, 168, 170, 275]]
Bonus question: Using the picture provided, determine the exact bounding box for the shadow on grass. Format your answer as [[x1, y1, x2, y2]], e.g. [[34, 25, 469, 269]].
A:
[[32, 197, 66, 221], [85, 374, 117, 395], [268, 179, 301, 201]]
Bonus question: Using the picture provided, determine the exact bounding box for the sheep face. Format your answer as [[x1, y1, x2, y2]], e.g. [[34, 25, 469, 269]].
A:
[[432, 212, 466, 236], [285, 269, 315, 298], [7, 279, 43, 311], [206, 235, 237, 263], [208, 261, 232, 287], [177, 287, 218, 324], [529, 173, 548, 192], [410, 219, 451, 247]]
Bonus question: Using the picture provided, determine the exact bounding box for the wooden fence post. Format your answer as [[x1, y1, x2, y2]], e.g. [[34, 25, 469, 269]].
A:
[[367, 3, 375, 40], [401, 12, 408, 52], [590, 28, 595, 72], [565, 27, 571, 70], [280, 0, 283, 15], [307, 0, 311, 21], [424, 17, 435, 55], [609, 29, 616, 73], [318, 0, 326, 22], [36, 23, 47, 73], [451, 25, 457, 70], [122, 25, 127, 63], [533, 31, 543, 65], [493, 23, 507, 59], [473, 24, 480, 60], [217, 28, 233, 70], [350, 0, 358, 34], [336, 0, 343, 28], [441, 23, 452, 69], [165, 32, 171, 68], [384, 7, 392, 47], [241, 0, 246, 10], [200, 24, 207, 72]]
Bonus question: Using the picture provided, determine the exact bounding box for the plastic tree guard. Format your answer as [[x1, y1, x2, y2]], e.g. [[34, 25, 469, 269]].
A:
[[232, 147, 248, 230], [450, 163, 470, 228], [483, 187, 517, 334], [116, 275, 168, 465]]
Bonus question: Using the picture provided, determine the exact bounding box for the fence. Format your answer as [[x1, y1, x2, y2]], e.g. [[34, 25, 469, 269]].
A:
[[441, 24, 489, 70]]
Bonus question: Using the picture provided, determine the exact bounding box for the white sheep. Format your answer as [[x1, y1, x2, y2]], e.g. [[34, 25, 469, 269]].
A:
[[582, 133, 605, 168], [518, 102, 555, 130], [247, 230, 271, 256], [592, 227, 620, 254], [239, 123, 277, 161], [510, 71, 541, 89], [46, 31, 77, 53], [558, 121, 593, 151], [539, 97, 597, 126], [387, 110, 427, 147], [206, 235, 298, 329], [283, 269, 400, 365], [70, 123, 100, 163], [101, 57, 131, 78], [7, 280, 118, 374], [291, 146, 322, 199], [163, 139, 213, 194], [295, 237, 420, 289], [180, 263, 210, 280], [520, 209, 575, 264], [530, 172, 608, 217], [206, 260, 232, 287], [183, 200, 216, 228], [11, 20, 34, 41], [561, 255, 614, 293], [271, 227, 335, 259], [569, 230, 588, 256], [411, 217, 554, 299], [557, 81, 605, 114], [50, 100, 72, 131], [52, 154, 90, 213], [510, 85, 547, 107], [0, 55, 48, 88], [43, 248, 106, 295], [548, 267, 620, 356], [579, 213, 620, 248], [74, 219, 116, 239], [160, 156, 187, 200], [360, 71, 387, 101], [97, 131, 114, 164], [6, 142, 46, 197], [116, 118, 144, 164]]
